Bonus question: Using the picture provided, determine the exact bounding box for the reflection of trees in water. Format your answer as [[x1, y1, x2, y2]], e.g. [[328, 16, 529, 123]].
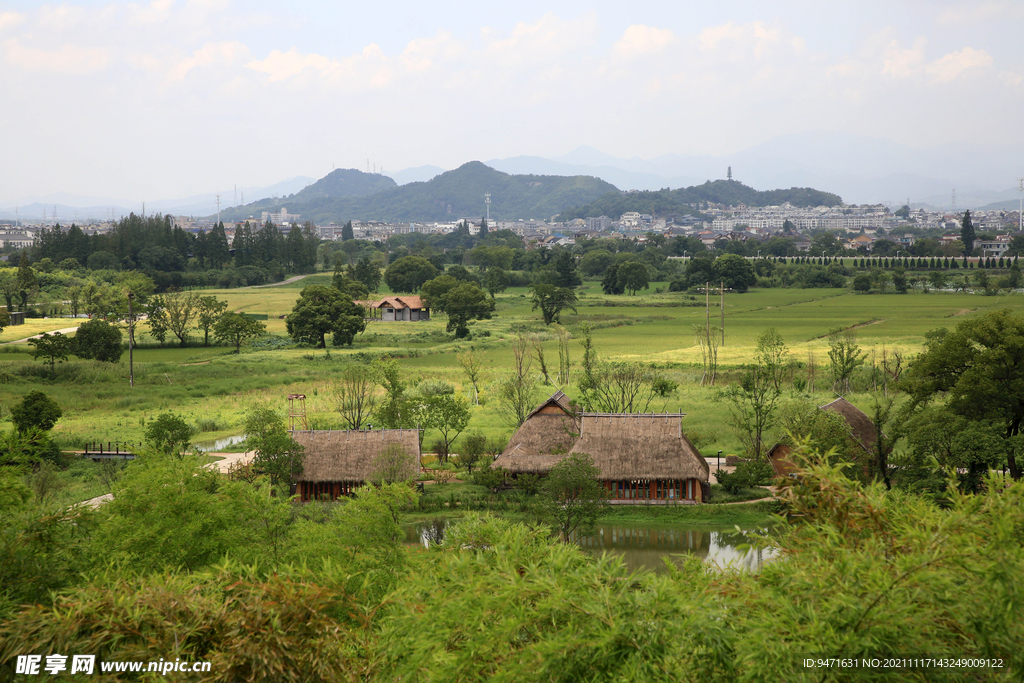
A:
[[406, 520, 772, 573], [576, 525, 771, 574], [409, 517, 449, 548]]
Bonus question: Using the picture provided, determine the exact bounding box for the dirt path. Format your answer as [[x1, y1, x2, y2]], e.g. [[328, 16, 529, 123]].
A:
[[205, 450, 255, 473], [5, 326, 81, 344], [243, 274, 310, 289]]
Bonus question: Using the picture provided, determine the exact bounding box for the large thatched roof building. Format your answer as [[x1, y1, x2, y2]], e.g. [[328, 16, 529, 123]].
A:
[[291, 428, 420, 501], [572, 413, 710, 504], [492, 393, 709, 504], [491, 391, 579, 474]]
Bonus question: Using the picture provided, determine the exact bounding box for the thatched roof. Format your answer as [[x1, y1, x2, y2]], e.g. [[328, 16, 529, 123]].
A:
[[820, 397, 877, 452], [291, 429, 420, 482], [491, 391, 579, 474], [570, 414, 709, 482]]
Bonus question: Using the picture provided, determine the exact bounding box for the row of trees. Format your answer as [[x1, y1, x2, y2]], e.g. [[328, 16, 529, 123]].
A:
[[33, 215, 319, 278]]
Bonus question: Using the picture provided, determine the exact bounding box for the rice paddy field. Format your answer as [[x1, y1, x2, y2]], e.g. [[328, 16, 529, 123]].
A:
[[4, 272, 1023, 459]]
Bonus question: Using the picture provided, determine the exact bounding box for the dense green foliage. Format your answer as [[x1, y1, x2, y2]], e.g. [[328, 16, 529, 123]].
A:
[[286, 285, 366, 348], [10, 391, 62, 433], [1, 450, 1022, 680], [560, 178, 843, 220]]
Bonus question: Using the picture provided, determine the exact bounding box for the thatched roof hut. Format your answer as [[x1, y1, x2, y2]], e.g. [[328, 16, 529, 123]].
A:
[[291, 429, 421, 500], [570, 413, 710, 483], [491, 391, 579, 474], [769, 397, 879, 477], [820, 397, 877, 452]]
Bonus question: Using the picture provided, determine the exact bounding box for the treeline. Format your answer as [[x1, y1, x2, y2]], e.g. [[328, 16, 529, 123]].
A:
[[33, 213, 319, 285], [559, 179, 843, 221]]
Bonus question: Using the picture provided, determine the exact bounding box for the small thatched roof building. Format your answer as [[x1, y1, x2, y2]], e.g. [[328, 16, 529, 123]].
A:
[[820, 397, 877, 452], [769, 397, 879, 477], [291, 428, 421, 501], [491, 391, 579, 475]]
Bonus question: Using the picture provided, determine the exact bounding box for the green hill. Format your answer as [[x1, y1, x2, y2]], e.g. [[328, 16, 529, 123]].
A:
[[558, 179, 843, 221], [220, 169, 397, 222], [223, 162, 619, 224]]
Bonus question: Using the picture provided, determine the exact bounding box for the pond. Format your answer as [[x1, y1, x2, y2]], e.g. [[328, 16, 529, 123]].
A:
[[406, 519, 776, 573], [193, 434, 247, 452]]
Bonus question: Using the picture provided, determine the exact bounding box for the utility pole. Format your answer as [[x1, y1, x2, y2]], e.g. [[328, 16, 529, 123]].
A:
[[698, 282, 733, 345], [721, 280, 726, 344], [127, 291, 134, 388]]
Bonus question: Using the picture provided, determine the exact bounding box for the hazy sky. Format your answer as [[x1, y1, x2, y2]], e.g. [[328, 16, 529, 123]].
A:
[[1, 0, 1021, 203]]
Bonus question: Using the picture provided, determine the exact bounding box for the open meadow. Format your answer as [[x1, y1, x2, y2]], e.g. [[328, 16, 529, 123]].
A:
[[4, 276, 1023, 461]]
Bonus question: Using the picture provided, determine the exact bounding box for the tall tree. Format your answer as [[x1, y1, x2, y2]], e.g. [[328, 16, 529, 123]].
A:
[[28, 332, 72, 375], [196, 296, 228, 347], [901, 309, 1024, 481], [341, 220, 354, 241], [540, 453, 608, 544], [286, 285, 366, 348], [828, 328, 866, 394], [419, 394, 470, 464], [726, 328, 787, 461], [334, 365, 378, 430], [530, 284, 577, 325], [960, 210, 976, 257], [72, 318, 123, 362], [162, 290, 199, 347], [213, 312, 266, 353]]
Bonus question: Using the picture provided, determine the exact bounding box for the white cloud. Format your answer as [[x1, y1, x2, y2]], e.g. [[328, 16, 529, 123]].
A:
[[245, 48, 334, 82], [5, 39, 110, 74], [128, 0, 176, 26], [880, 37, 926, 78], [0, 11, 24, 32], [926, 46, 993, 82], [613, 25, 675, 59], [167, 41, 248, 81], [482, 12, 597, 66], [400, 31, 463, 73]]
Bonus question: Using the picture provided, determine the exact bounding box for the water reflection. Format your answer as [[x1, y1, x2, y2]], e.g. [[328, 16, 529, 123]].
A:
[[194, 435, 247, 452], [405, 519, 775, 573]]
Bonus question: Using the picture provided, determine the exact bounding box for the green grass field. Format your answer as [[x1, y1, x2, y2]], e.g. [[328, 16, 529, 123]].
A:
[[4, 278, 1024, 460]]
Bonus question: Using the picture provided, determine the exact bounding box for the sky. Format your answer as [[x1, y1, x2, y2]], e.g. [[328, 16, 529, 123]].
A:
[[1, 0, 1021, 204]]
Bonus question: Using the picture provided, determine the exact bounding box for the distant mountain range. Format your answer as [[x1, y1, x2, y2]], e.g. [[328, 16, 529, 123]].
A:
[[0, 176, 315, 223], [223, 162, 620, 224], [8, 131, 1019, 224], [384, 132, 1023, 210]]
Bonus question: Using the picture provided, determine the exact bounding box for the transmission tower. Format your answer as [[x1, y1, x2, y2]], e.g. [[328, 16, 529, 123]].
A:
[[484, 193, 491, 223], [1018, 175, 1023, 233], [951, 189, 956, 213], [216, 195, 221, 226]]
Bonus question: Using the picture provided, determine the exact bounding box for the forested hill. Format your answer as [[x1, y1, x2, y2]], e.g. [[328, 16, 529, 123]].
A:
[[220, 169, 397, 222], [224, 162, 619, 224], [558, 179, 843, 221]]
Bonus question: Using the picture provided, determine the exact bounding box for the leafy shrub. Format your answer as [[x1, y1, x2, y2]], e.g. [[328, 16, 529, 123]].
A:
[[472, 467, 506, 489], [416, 378, 454, 396], [718, 460, 775, 494]]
